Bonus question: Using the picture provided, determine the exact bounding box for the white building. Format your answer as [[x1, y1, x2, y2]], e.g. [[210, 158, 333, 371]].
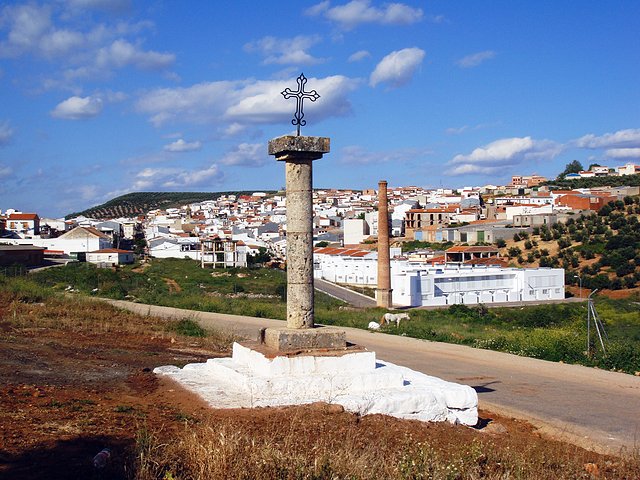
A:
[[2, 226, 112, 256], [313, 249, 565, 307], [87, 249, 134, 267], [343, 218, 369, 245], [616, 163, 640, 176], [504, 204, 554, 221], [391, 264, 565, 307]]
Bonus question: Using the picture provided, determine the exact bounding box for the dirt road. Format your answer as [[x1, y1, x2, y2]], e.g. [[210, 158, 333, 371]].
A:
[[105, 299, 640, 454]]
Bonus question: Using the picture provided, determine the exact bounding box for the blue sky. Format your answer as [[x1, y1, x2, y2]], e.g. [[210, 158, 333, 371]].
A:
[[1, 0, 639, 217]]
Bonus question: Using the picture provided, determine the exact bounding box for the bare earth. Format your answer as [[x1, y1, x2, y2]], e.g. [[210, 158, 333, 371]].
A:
[[105, 299, 640, 455], [0, 297, 637, 479]]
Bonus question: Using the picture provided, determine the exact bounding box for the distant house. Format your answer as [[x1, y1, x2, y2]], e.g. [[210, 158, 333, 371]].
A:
[[0, 245, 45, 267], [564, 173, 581, 180], [444, 246, 501, 264], [200, 236, 248, 268], [86, 248, 134, 267], [510, 175, 547, 187], [616, 163, 640, 176], [5, 213, 40, 237], [512, 213, 557, 227], [343, 218, 369, 245], [55, 226, 113, 257], [555, 193, 613, 212], [148, 237, 200, 260]]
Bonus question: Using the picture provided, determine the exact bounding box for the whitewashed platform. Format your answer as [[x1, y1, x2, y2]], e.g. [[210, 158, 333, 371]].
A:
[[154, 342, 478, 425]]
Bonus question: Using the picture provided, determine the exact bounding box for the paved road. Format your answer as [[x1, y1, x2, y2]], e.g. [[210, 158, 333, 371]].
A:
[[314, 278, 377, 308], [313, 278, 584, 310], [105, 299, 640, 454]]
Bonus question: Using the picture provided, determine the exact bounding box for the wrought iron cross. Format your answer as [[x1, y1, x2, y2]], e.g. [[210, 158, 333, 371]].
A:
[[281, 73, 320, 136]]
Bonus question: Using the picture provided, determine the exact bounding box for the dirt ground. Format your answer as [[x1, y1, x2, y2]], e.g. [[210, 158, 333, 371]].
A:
[[0, 297, 625, 480]]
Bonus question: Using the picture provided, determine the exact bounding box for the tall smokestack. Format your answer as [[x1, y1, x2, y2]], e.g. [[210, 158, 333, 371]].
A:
[[377, 180, 392, 308]]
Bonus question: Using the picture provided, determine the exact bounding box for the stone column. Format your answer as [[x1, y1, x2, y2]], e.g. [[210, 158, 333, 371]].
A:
[[283, 157, 314, 328], [376, 180, 392, 308], [264, 135, 345, 352]]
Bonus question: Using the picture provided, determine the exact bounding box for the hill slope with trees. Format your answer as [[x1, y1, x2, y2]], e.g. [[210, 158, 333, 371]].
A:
[[501, 197, 640, 294], [66, 191, 275, 219]]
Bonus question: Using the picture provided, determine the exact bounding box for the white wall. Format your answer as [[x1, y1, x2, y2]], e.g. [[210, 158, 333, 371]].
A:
[[343, 218, 369, 245], [3, 236, 111, 255], [505, 204, 553, 220], [314, 252, 565, 307]]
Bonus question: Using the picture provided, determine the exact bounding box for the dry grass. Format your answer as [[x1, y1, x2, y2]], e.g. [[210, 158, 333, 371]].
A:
[[132, 408, 640, 480], [2, 293, 236, 352]]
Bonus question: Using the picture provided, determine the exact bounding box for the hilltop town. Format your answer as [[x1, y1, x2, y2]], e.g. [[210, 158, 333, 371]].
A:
[[2, 163, 639, 307]]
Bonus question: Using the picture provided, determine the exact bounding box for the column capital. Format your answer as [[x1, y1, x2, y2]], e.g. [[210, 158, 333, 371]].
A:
[[268, 135, 330, 162]]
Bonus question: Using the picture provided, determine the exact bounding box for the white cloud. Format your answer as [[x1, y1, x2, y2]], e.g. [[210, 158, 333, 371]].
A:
[[96, 39, 175, 70], [220, 143, 265, 167], [427, 14, 445, 24], [0, 121, 15, 145], [0, 3, 173, 89], [339, 145, 431, 165], [574, 129, 640, 149], [307, 0, 423, 29], [51, 95, 103, 119], [306, 1, 330, 16], [370, 47, 425, 88], [136, 75, 359, 128], [606, 148, 640, 159], [163, 164, 223, 188], [447, 137, 563, 175], [0, 164, 12, 178], [40, 29, 85, 58], [244, 35, 324, 66], [445, 122, 499, 135], [456, 50, 496, 68], [129, 165, 224, 190], [0, 4, 51, 57], [223, 123, 246, 137], [163, 139, 202, 153], [348, 49, 370, 62]]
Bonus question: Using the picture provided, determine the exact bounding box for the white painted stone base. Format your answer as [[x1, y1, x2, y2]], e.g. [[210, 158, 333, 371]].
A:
[[154, 342, 478, 426]]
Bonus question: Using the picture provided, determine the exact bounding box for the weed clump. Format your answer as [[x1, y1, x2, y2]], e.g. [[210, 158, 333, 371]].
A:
[[168, 319, 207, 338]]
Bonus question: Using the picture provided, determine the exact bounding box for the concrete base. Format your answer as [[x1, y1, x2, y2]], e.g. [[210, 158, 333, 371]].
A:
[[263, 326, 346, 352], [154, 342, 478, 426]]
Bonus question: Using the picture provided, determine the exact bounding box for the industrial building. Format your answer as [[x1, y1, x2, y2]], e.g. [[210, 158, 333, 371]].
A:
[[313, 247, 564, 307]]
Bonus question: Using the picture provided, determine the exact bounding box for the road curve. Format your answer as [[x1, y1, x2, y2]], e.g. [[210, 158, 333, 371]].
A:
[[104, 299, 640, 454], [314, 278, 377, 308]]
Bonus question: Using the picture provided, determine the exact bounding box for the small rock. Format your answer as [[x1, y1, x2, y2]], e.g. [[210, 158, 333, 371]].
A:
[[308, 402, 344, 414], [584, 462, 599, 477], [479, 422, 507, 435], [634, 371, 640, 377]]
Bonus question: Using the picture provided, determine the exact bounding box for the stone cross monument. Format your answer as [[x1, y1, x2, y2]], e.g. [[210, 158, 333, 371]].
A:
[[263, 74, 346, 353], [376, 180, 393, 308]]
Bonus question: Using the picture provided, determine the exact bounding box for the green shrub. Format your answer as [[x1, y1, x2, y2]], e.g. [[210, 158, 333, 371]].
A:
[[169, 318, 207, 337]]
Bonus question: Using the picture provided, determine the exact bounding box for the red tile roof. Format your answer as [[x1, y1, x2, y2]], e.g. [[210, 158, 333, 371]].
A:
[[90, 248, 132, 254], [8, 213, 39, 220]]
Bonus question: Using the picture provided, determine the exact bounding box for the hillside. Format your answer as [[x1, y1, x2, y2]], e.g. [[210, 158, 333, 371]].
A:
[[498, 197, 640, 296], [543, 173, 640, 190], [66, 191, 275, 219]]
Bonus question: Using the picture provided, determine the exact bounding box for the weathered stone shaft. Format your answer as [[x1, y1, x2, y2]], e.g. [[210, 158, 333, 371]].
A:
[[377, 180, 392, 308], [285, 159, 314, 328], [269, 135, 330, 329]]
